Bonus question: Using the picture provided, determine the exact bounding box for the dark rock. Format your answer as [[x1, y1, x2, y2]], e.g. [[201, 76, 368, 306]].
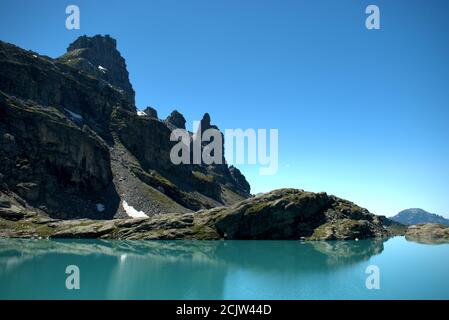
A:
[[143, 106, 158, 119], [0, 93, 114, 218], [165, 110, 186, 129], [229, 166, 251, 195], [112, 108, 177, 171], [15, 183, 39, 202], [0, 201, 10, 209], [200, 113, 211, 131], [59, 34, 135, 104], [0, 36, 252, 220]]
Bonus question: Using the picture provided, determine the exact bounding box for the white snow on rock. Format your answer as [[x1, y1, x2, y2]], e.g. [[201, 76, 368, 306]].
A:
[[96, 203, 105, 212], [98, 65, 108, 73], [32, 55, 38, 58], [137, 110, 147, 116], [64, 108, 83, 122], [123, 201, 148, 218]]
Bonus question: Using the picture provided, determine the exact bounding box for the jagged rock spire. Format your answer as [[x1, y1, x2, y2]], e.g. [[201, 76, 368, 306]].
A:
[[165, 110, 186, 129], [61, 34, 135, 104], [143, 106, 158, 119]]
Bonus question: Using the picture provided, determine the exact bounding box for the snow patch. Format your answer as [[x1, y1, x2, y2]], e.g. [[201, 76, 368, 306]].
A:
[[96, 203, 105, 212], [137, 110, 147, 116], [32, 55, 38, 58], [64, 108, 83, 122], [123, 201, 148, 218], [98, 65, 108, 74]]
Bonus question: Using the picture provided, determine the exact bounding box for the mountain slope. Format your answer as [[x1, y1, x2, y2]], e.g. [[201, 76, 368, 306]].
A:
[[0, 35, 400, 241], [0, 189, 392, 240], [391, 208, 449, 226], [0, 35, 250, 219]]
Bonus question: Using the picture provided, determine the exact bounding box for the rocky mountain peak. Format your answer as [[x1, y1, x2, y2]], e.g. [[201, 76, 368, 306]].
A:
[[0, 37, 252, 220], [143, 106, 158, 119], [67, 34, 117, 52], [200, 113, 211, 130], [165, 110, 186, 129], [197, 112, 219, 134], [60, 34, 135, 104]]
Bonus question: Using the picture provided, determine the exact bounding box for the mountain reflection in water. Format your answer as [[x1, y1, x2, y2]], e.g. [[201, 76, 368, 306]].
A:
[[0, 239, 387, 299]]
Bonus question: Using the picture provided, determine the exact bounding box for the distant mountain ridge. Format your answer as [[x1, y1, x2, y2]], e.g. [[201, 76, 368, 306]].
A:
[[391, 208, 449, 226]]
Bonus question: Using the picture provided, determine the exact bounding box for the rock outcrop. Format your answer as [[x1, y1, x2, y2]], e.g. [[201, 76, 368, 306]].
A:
[[58, 34, 135, 104], [0, 189, 393, 240], [213, 189, 390, 240], [0, 92, 116, 219], [165, 110, 186, 129], [405, 224, 449, 244], [229, 166, 251, 195], [143, 106, 158, 118]]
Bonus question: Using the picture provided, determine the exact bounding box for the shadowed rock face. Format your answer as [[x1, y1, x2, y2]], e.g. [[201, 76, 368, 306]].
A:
[[143, 106, 158, 118], [164, 110, 186, 129], [0, 35, 251, 219], [0, 189, 392, 240], [229, 166, 251, 196], [0, 93, 117, 219], [405, 224, 449, 244]]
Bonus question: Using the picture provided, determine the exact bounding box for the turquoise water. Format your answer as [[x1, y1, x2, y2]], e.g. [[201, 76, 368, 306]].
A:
[[0, 237, 448, 299]]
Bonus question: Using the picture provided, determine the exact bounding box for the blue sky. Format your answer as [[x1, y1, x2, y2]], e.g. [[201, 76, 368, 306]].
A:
[[1, 0, 448, 217]]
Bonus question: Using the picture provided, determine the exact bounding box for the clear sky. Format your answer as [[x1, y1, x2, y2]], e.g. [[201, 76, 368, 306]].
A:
[[1, 0, 448, 217]]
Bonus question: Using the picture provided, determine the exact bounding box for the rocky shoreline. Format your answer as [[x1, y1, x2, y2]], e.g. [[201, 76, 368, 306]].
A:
[[405, 224, 449, 244], [0, 189, 399, 241]]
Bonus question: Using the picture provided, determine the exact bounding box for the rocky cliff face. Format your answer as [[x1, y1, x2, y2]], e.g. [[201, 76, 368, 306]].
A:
[[0, 35, 394, 241], [0, 35, 250, 219], [164, 110, 186, 130], [0, 93, 114, 218], [58, 35, 135, 105]]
